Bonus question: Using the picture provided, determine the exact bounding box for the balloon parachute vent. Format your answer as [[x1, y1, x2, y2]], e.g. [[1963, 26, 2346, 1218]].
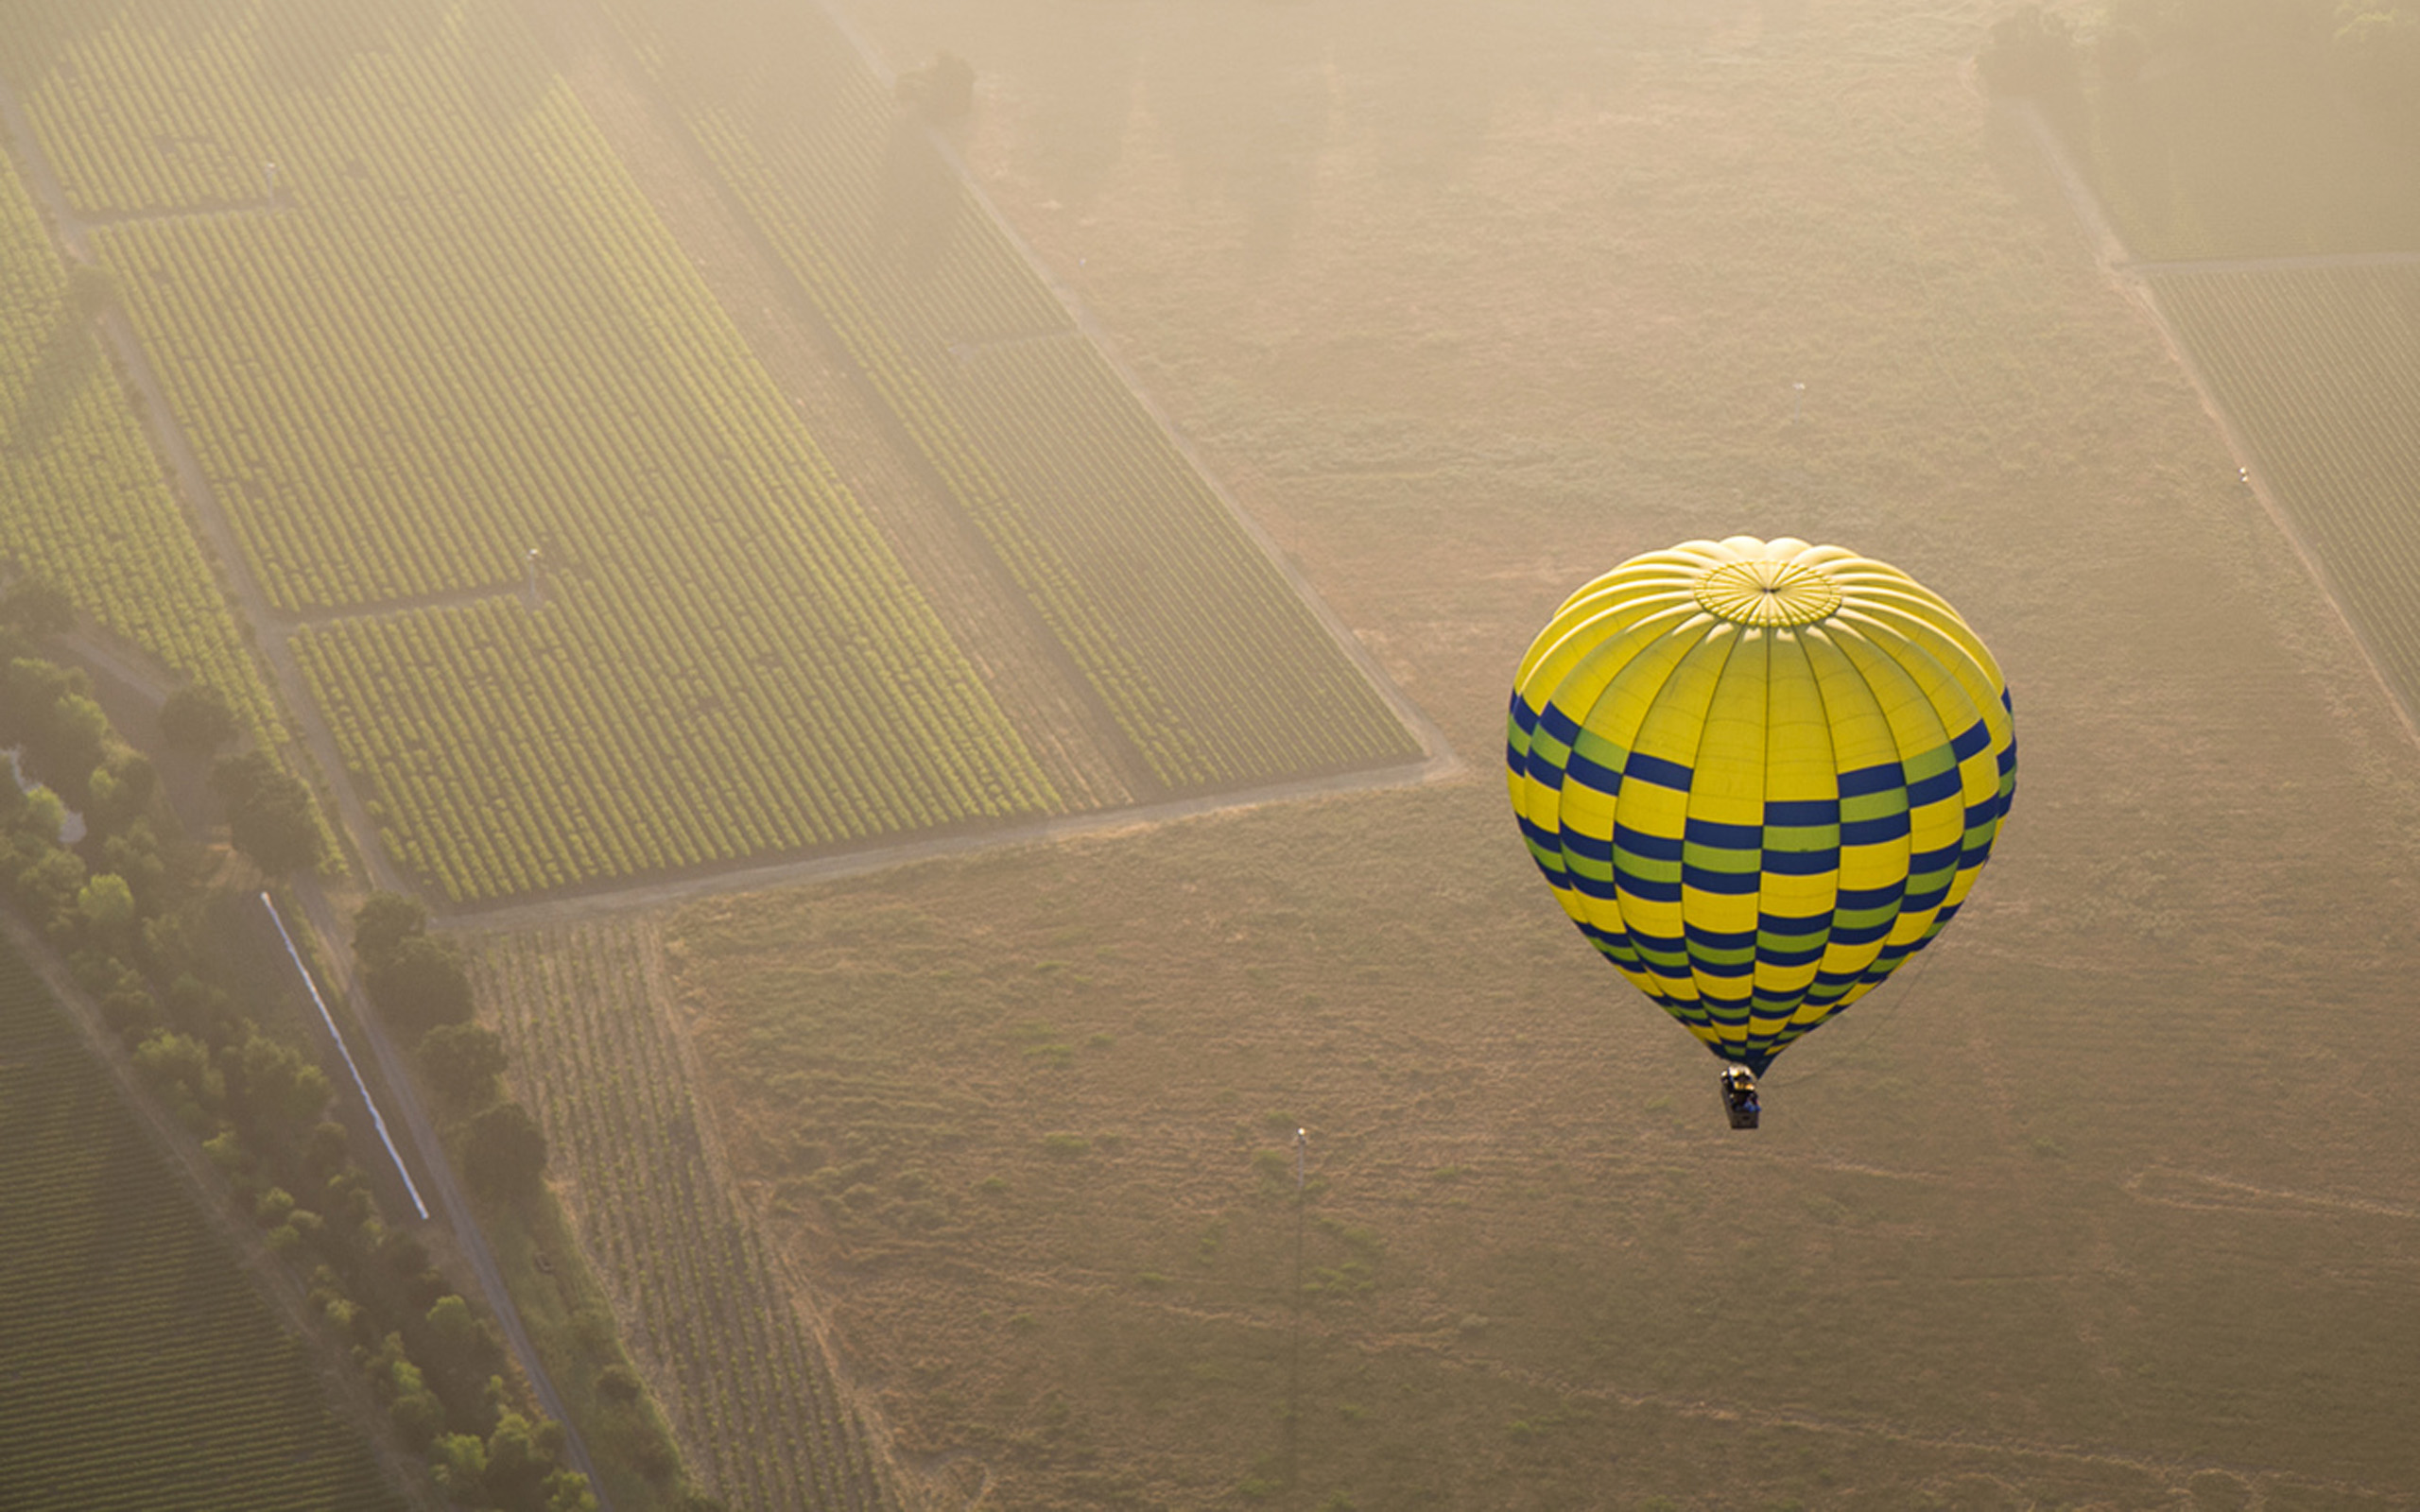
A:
[[1692, 558, 1843, 627]]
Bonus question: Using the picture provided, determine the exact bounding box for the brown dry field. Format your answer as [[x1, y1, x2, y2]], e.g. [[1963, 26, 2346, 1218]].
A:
[[544, 0, 2420, 1507]]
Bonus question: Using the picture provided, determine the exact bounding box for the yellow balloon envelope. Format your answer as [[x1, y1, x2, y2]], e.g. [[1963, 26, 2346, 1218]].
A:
[[1506, 538, 2015, 1073]]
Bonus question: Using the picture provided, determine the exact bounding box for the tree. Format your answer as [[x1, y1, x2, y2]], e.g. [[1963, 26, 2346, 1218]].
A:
[[367, 934, 474, 1042], [229, 1025, 333, 1141], [482, 1410, 563, 1511], [21, 691, 108, 807], [423, 1294, 491, 1375], [419, 1022, 508, 1113], [1977, 4, 2080, 94], [133, 1028, 225, 1128], [12, 845, 86, 934], [896, 51, 976, 118], [101, 822, 171, 920], [429, 1431, 489, 1500], [209, 750, 323, 876], [354, 891, 430, 968], [75, 871, 136, 939], [0, 576, 76, 636], [2334, 5, 2420, 107], [0, 655, 80, 744], [159, 683, 237, 755], [464, 1100, 547, 1199], [83, 753, 157, 839], [544, 1471, 601, 1512]]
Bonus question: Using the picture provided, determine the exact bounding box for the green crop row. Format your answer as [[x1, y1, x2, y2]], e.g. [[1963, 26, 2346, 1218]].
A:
[[0, 154, 283, 743], [600, 0, 1423, 793], [11, 0, 1061, 901], [295, 580, 1053, 902], [477, 926, 899, 1510], [2152, 263, 2420, 718], [0, 937, 406, 1511]]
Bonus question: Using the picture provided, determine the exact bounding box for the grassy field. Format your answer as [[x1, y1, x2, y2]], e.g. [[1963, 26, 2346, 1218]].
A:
[[474, 924, 901, 1512], [0, 934, 409, 1512], [574, 0, 2420, 1506]]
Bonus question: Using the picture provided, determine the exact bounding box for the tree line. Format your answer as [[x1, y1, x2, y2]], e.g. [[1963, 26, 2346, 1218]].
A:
[[1980, 0, 2420, 109], [0, 606, 614, 1512]]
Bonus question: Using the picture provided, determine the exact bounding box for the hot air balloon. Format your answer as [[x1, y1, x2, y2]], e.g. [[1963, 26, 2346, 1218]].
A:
[[1505, 538, 2015, 1125]]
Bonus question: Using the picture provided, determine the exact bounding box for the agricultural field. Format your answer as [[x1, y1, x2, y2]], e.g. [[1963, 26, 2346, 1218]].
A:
[[2150, 263, 2420, 724], [0, 934, 409, 1511], [1, 0, 1056, 903], [502, 0, 2420, 1506], [474, 925, 900, 1512], [597, 0, 1426, 792], [0, 151, 281, 742]]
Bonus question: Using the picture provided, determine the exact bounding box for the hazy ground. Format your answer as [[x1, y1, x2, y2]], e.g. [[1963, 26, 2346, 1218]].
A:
[[551, 0, 2420, 1506]]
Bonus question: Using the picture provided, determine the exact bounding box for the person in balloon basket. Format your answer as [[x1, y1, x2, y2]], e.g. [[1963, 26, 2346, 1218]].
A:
[[1720, 1068, 1761, 1129]]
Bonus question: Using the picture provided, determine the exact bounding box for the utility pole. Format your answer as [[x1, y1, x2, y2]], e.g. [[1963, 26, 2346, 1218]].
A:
[[1285, 1125, 1308, 1495]]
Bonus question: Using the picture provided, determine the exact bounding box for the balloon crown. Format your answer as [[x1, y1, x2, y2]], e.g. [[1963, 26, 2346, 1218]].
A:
[[1691, 557, 1843, 627]]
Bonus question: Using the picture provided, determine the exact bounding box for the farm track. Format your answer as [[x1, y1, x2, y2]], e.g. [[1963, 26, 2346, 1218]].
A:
[[2123, 249, 2420, 275], [445, 743, 1459, 934], [289, 879, 617, 1504]]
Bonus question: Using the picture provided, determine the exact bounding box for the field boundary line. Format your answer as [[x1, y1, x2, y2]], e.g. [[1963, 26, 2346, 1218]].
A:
[[448, 745, 1456, 931], [0, 907, 452, 1512], [804, 0, 1460, 779], [2123, 249, 2420, 276], [2014, 97, 2420, 751]]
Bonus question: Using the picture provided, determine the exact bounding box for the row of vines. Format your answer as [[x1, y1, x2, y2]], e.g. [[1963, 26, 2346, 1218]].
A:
[[0, 936, 406, 1511], [4, 0, 1063, 902], [601, 0, 1426, 793], [2152, 263, 2420, 719], [475, 924, 899, 1512], [0, 155, 283, 744]]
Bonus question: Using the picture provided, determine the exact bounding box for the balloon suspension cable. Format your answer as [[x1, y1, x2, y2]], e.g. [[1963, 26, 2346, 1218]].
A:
[[1770, 945, 1942, 1091]]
